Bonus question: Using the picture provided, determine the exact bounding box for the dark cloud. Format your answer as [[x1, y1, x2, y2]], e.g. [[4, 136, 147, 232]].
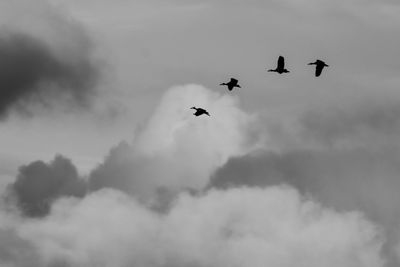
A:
[[88, 141, 135, 193], [0, 31, 98, 119], [87, 142, 182, 210], [6, 155, 87, 217], [209, 148, 400, 215], [2, 141, 193, 219]]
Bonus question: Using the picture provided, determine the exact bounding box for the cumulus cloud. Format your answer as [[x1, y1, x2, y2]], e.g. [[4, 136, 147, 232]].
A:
[[0, 0, 99, 119], [209, 101, 400, 267], [209, 148, 400, 227], [3, 84, 400, 265], [2, 84, 259, 216], [6, 155, 86, 217], [89, 84, 261, 202], [0, 186, 385, 267]]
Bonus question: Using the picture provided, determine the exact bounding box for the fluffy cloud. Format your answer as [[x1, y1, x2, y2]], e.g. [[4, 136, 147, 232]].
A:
[[3, 84, 260, 216], [0, 186, 384, 267], [209, 101, 400, 267], [6, 155, 86, 217], [89, 84, 261, 202]]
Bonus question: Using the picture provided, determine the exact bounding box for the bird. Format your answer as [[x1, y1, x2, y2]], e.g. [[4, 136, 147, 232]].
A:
[[220, 78, 241, 91], [268, 56, 290, 74], [191, 107, 210, 117], [308, 59, 329, 77]]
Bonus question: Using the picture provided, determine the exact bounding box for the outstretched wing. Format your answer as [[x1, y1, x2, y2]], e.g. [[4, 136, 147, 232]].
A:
[[230, 78, 238, 84], [197, 108, 210, 116], [315, 64, 324, 77], [278, 56, 285, 69]]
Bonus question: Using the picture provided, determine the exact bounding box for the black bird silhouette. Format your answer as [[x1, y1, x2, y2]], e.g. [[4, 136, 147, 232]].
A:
[[268, 56, 290, 74], [191, 107, 210, 117], [308, 59, 329, 77], [220, 78, 241, 91]]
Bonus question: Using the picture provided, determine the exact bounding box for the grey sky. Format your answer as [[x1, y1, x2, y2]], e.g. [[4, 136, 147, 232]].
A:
[[0, 0, 399, 174], [0, 0, 400, 266]]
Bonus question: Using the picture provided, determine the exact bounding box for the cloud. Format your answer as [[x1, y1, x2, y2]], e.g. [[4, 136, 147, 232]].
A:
[[88, 84, 261, 202], [0, 228, 39, 267], [0, 1, 99, 120], [6, 155, 86, 217], [2, 84, 259, 216], [3, 85, 399, 265], [209, 148, 400, 226], [209, 101, 400, 267], [0, 186, 385, 267]]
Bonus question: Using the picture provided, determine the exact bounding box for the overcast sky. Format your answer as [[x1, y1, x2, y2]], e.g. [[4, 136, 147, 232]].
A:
[[0, 0, 400, 267], [1, 0, 399, 175]]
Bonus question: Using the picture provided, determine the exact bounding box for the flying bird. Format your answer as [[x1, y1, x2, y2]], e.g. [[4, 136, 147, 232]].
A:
[[191, 107, 210, 117], [268, 56, 290, 74], [220, 78, 241, 91], [308, 59, 329, 77]]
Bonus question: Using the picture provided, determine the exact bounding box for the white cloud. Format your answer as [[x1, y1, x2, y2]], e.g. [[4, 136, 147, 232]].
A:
[[9, 185, 384, 267], [134, 84, 260, 184], [89, 84, 262, 200]]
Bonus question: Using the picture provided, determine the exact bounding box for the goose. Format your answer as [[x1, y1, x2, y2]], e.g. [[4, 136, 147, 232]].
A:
[[268, 56, 290, 74], [308, 59, 329, 77], [220, 78, 241, 91], [190, 107, 210, 117]]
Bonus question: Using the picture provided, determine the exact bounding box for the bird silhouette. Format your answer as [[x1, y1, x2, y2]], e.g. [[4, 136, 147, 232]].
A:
[[220, 78, 241, 91], [268, 56, 290, 74], [191, 107, 210, 117], [308, 59, 329, 77]]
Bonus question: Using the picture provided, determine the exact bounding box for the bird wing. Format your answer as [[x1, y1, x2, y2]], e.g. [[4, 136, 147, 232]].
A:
[[197, 108, 210, 116], [315, 64, 324, 77], [230, 78, 238, 84], [278, 56, 285, 69]]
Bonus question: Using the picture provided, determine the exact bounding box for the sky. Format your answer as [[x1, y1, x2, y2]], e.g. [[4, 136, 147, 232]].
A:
[[0, 0, 400, 266]]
